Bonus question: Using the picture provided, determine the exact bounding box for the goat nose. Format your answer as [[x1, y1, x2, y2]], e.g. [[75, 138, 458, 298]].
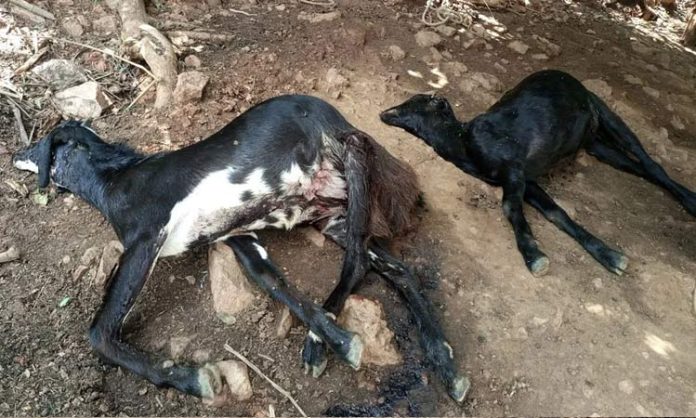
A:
[[380, 108, 399, 121]]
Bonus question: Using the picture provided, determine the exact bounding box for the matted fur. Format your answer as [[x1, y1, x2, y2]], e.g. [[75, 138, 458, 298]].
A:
[[365, 136, 420, 240]]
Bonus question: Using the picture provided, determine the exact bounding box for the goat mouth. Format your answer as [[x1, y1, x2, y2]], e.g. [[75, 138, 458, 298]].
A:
[[379, 109, 400, 124]]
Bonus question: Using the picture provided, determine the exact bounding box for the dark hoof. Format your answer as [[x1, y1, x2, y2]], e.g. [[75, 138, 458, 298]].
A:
[[344, 333, 363, 370], [449, 375, 471, 403], [197, 363, 223, 400], [598, 249, 629, 276], [527, 255, 550, 277], [302, 333, 328, 378]]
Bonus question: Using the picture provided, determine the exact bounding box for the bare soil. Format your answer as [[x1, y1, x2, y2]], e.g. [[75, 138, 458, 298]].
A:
[[1, 0, 696, 416]]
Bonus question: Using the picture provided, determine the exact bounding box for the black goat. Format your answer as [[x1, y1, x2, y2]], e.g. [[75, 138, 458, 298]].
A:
[[380, 70, 696, 276], [13, 95, 468, 403]]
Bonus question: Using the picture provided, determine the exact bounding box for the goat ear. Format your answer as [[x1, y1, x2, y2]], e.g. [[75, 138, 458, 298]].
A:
[[36, 135, 54, 189]]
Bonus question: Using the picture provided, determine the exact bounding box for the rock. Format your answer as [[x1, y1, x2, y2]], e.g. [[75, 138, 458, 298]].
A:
[[298, 10, 341, 23], [415, 30, 442, 48], [619, 379, 634, 395], [193, 349, 210, 363], [642, 86, 660, 99], [170, 336, 193, 359], [0, 247, 20, 264], [54, 81, 112, 119], [62, 17, 84, 37], [173, 71, 209, 103], [299, 227, 325, 248], [624, 74, 643, 85], [94, 241, 124, 288], [670, 115, 685, 130], [442, 61, 468, 77], [340, 28, 366, 47], [469, 71, 503, 92], [80, 246, 101, 266], [531, 53, 549, 61], [435, 25, 457, 37], [216, 360, 253, 400], [582, 79, 612, 100], [338, 295, 401, 366], [325, 67, 349, 99], [72, 265, 91, 281], [184, 55, 202, 68], [387, 45, 406, 61], [533, 35, 562, 57], [507, 40, 529, 55], [275, 306, 295, 338], [206, 0, 222, 6], [93, 15, 117, 34], [32, 59, 88, 90], [209, 242, 257, 324]]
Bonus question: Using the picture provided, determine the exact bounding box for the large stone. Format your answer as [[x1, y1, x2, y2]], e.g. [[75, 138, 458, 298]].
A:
[[94, 240, 123, 288], [216, 360, 253, 401], [324, 67, 349, 99], [582, 79, 612, 100], [93, 15, 117, 34], [415, 30, 442, 48], [507, 40, 529, 55], [62, 17, 84, 37], [208, 242, 256, 324], [469, 71, 503, 92], [173, 71, 209, 103], [387, 45, 406, 61], [32, 59, 88, 90], [338, 295, 401, 366], [54, 81, 112, 119]]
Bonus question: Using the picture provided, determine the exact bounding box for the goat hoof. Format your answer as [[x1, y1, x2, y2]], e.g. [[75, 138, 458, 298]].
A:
[[302, 337, 328, 378], [345, 333, 363, 370], [197, 363, 223, 400], [528, 256, 550, 277], [604, 251, 629, 276], [449, 375, 471, 403]]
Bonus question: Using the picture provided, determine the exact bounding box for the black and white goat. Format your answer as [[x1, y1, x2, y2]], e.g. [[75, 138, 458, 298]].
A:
[[380, 70, 696, 276], [13, 95, 468, 402]]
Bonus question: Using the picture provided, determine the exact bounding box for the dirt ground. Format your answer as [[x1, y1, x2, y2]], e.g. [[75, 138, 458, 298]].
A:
[[1, 0, 696, 416]]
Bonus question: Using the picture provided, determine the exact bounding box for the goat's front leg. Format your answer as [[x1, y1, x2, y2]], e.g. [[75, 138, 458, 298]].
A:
[[224, 235, 363, 370], [89, 233, 223, 400], [321, 219, 470, 402], [524, 181, 629, 275], [302, 131, 371, 377], [501, 167, 549, 276]]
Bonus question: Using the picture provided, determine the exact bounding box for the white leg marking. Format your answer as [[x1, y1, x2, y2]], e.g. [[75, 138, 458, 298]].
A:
[[253, 243, 268, 260], [308, 330, 323, 343], [14, 159, 39, 173]]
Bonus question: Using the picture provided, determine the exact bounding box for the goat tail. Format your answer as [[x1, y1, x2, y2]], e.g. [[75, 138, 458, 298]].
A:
[[341, 130, 420, 240]]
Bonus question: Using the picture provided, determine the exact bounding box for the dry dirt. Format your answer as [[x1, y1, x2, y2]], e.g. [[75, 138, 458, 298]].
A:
[[1, 0, 696, 416]]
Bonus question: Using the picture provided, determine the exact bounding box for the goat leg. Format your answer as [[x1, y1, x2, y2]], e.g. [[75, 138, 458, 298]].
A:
[[89, 233, 223, 400], [321, 219, 470, 403], [302, 132, 371, 378], [224, 235, 363, 370], [501, 167, 550, 276], [524, 181, 629, 275]]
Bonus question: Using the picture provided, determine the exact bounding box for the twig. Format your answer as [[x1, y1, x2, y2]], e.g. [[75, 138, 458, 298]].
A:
[[229, 8, 257, 16], [8, 99, 30, 146], [165, 30, 236, 42], [14, 46, 48, 75], [125, 77, 156, 111], [0, 88, 22, 100], [9, 0, 55, 20], [223, 344, 307, 417], [299, 0, 336, 6], [49, 37, 158, 80], [0, 247, 21, 264]]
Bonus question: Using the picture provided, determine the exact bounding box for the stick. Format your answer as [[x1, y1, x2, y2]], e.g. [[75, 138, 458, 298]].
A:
[[299, 0, 336, 6], [0, 247, 21, 264], [223, 344, 307, 417], [228, 8, 257, 16], [9, 0, 55, 20], [14, 46, 48, 75], [165, 30, 236, 43], [125, 77, 156, 111], [49, 37, 158, 80], [8, 100, 30, 146]]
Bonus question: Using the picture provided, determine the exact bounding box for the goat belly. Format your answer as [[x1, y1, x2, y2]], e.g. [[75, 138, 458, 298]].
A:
[[158, 159, 348, 257]]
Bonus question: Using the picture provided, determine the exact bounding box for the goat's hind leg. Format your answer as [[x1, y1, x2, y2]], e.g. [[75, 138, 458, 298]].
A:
[[502, 167, 550, 276], [524, 181, 628, 275], [224, 235, 363, 371], [322, 220, 470, 402], [301, 131, 371, 377], [89, 236, 223, 400]]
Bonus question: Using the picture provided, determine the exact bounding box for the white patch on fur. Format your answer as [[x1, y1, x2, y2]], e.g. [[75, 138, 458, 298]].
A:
[[160, 167, 272, 257], [253, 243, 268, 260], [14, 159, 39, 173], [308, 331, 323, 343]]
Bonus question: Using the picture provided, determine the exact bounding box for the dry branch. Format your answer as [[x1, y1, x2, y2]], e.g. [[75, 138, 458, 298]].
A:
[[8, 100, 30, 146], [165, 30, 236, 43], [9, 0, 55, 20], [223, 344, 307, 417], [14, 46, 48, 75]]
